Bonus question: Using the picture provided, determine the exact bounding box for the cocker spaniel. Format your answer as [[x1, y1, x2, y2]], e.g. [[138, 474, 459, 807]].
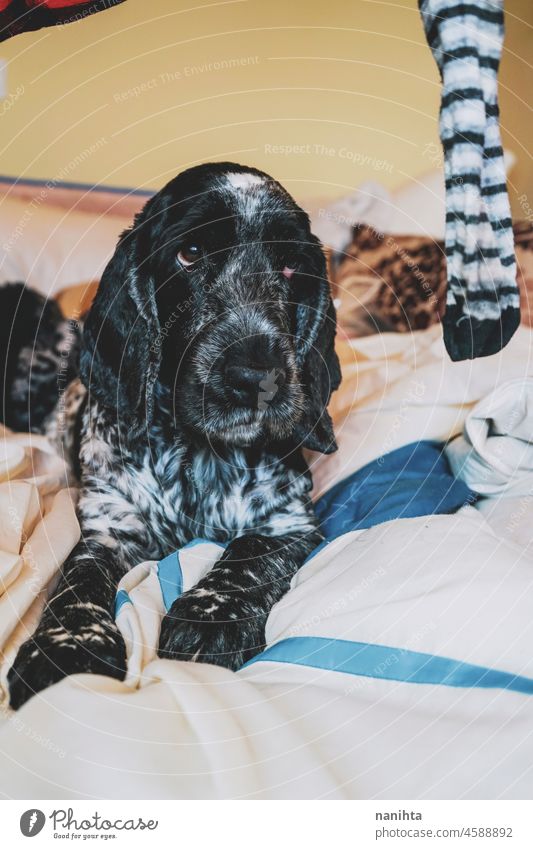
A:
[[4, 162, 341, 709]]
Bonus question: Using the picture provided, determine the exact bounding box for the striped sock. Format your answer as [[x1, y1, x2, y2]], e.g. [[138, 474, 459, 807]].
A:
[[419, 0, 519, 360]]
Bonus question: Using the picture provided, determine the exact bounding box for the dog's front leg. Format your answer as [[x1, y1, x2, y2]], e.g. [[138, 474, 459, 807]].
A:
[[8, 536, 130, 709], [158, 532, 320, 670]]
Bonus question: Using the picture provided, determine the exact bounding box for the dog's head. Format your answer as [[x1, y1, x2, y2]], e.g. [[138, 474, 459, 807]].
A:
[[80, 163, 341, 453]]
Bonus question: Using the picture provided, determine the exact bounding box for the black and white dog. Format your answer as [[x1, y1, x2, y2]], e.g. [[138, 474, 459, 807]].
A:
[[5, 162, 341, 709]]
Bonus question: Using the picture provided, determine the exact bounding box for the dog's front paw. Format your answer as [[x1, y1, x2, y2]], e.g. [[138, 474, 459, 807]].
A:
[[8, 623, 127, 710], [158, 592, 266, 671]]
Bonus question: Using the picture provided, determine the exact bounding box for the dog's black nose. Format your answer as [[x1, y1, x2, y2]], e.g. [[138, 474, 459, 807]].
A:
[[225, 363, 286, 407]]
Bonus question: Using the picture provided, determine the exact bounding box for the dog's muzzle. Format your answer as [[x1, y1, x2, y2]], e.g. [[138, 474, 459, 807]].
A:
[[223, 334, 288, 409], [181, 307, 303, 445]]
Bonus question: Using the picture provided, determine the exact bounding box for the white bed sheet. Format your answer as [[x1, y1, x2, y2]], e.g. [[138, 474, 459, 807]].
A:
[[1, 324, 533, 799]]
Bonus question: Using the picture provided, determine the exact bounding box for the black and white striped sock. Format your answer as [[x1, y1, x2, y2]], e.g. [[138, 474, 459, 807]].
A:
[[419, 0, 519, 360]]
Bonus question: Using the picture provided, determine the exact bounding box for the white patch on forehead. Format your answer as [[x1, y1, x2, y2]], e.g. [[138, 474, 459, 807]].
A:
[[225, 172, 264, 191], [224, 171, 274, 223]]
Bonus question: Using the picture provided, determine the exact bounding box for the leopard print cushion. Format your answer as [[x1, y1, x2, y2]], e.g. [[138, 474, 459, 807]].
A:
[[333, 221, 533, 337]]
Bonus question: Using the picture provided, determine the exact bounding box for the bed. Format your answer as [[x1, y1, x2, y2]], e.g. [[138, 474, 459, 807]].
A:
[[0, 174, 532, 799]]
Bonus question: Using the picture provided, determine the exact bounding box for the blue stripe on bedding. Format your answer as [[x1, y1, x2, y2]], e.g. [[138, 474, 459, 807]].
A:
[[243, 637, 533, 694], [114, 589, 131, 617], [157, 551, 183, 611], [156, 539, 226, 610], [313, 441, 475, 541]]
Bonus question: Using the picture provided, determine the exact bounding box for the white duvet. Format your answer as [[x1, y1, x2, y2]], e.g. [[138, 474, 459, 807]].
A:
[[1, 324, 533, 800]]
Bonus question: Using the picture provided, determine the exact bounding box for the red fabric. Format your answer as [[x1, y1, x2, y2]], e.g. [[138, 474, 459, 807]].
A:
[[29, 0, 94, 8], [0, 0, 126, 41], [2, 0, 92, 8]]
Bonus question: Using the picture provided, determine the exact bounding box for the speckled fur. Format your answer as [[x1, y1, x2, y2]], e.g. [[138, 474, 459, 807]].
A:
[[6, 162, 340, 708]]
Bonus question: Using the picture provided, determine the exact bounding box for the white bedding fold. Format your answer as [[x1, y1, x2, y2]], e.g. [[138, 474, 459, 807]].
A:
[[0, 427, 80, 707], [446, 378, 533, 496]]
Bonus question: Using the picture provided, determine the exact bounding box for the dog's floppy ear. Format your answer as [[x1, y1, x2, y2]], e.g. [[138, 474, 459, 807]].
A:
[[292, 238, 341, 454], [79, 207, 161, 440]]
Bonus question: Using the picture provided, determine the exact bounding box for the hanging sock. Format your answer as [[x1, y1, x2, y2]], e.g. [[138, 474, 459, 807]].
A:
[[419, 0, 519, 361]]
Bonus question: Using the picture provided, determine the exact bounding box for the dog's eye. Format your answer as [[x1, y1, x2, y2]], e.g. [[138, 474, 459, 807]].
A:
[[177, 244, 202, 269]]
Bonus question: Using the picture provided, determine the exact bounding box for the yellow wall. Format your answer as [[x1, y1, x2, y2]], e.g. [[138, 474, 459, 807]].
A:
[[1, 0, 531, 214]]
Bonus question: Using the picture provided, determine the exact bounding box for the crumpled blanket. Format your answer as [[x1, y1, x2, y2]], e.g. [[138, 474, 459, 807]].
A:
[[446, 378, 533, 497], [1, 325, 533, 798], [2, 507, 533, 800], [115, 541, 226, 688], [0, 425, 79, 706]]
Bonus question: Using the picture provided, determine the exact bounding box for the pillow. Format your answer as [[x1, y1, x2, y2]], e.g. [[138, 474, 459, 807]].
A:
[[334, 225, 446, 336], [306, 181, 392, 254], [333, 221, 533, 338], [385, 167, 445, 238], [310, 154, 515, 255], [0, 196, 130, 298], [308, 170, 447, 256], [56, 280, 98, 319]]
